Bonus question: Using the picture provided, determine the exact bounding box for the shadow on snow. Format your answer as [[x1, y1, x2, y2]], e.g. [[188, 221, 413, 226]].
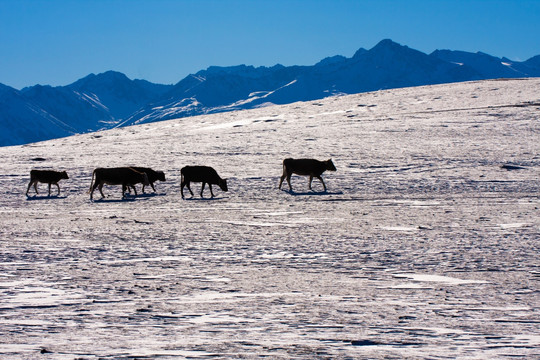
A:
[[182, 196, 226, 201], [281, 189, 343, 196], [26, 195, 67, 200], [130, 192, 166, 198]]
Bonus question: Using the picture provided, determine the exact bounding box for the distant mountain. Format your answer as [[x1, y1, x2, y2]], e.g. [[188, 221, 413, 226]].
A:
[[0, 83, 75, 146], [1, 39, 539, 146], [67, 71, 171, 120], [20, 84, 114, 132], [429, 49, 540, 79]]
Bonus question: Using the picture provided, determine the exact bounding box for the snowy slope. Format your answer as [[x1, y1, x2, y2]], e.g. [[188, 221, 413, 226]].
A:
[[0, 79, 539, 359]]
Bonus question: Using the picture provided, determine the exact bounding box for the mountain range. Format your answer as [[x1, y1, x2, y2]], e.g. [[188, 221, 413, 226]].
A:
[[1, 39, 539, 146]]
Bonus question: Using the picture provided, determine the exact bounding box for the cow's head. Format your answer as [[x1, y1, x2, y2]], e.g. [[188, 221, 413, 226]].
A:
[[61, 171, 69, 179], [219, 178, 228, 192], [325, 159, 337, 171], [157, 171, 166, 181]]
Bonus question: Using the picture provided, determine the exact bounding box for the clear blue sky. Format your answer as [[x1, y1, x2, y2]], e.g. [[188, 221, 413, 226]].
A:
[[1, 0, 539, 89]]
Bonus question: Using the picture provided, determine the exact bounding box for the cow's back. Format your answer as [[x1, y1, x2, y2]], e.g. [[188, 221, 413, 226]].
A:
[[181, 166, 219, 183], [94, 167, 145, 184], [30, 169, 67, 182], [284, 158, 325, 176], [131, 167, 165, 182]]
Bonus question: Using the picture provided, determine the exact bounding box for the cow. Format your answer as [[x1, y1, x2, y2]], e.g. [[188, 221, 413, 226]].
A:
[[126, 167, 166, 193], [89, 167, 150, 200], [181, 166, 228, 199], [279, 158, 336, 192], [26, 169, 69, 197]]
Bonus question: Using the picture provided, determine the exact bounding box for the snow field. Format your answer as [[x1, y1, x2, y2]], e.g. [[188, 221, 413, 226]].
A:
[[0, 78, 539, 359]]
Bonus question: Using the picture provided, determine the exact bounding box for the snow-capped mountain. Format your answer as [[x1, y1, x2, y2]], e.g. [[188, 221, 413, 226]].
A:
[[118, 40, 540, 127], [1, 39, 539, 146], [67, 71, 172, 120], [20, 84, 114, 132], [0, 83, 76, 146], [0, 72, 173, 146]]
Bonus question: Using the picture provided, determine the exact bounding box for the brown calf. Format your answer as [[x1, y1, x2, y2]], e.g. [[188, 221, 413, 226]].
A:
[[89, 167, 149, 200], [26, 170, 69, 196], [279, 158, 336, 192], [181, 166, 228, 198], [127, 167, 166, 193]]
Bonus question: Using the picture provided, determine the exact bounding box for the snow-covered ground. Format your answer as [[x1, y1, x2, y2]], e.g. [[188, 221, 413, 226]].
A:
[[0, 79, 539, 359]]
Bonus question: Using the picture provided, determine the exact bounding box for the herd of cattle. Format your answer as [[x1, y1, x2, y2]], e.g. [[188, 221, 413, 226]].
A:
[[25, 158, 337, 200]]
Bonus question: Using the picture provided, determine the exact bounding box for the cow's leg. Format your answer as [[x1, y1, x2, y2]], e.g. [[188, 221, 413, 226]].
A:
[[33, 182, 39, 195], [308, 175, 314, 190], [26, 180, 35, 196], [279, 173, 286, 190], [200, 182, 206, 197], [90, 182, 98, 200], [98, 184, 106, 199], [209, 184, 215, 198], [55, 183, 61, 196], [181, 181, 193, 198], [150, 183, 156, 192], [317, 176, 327, 191], [121, 184, 129, 199], [48, 183, 52, 196], [131, 184, 138, 196], [286, 174, 293, 192]]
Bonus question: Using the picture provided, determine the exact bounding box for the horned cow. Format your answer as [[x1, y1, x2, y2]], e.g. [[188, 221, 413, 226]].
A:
[[181, 166, 228, 198], [127, 167, 166, 193], [26, 169, 69, 197], [279, 158, 336, 192], [89, 167, 149, 200]]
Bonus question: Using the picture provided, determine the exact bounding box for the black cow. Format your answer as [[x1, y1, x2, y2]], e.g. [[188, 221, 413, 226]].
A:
[[26, 170, 69, 196], [181, 166, 228, 198], [89, 167, 149, 200], [279, 158, 336, 192], [127, 167, 166, 193]]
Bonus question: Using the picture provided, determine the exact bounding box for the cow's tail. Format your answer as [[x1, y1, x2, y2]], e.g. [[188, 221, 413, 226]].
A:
[[87, 169, 96, 194], [282, 158, 291, 175]]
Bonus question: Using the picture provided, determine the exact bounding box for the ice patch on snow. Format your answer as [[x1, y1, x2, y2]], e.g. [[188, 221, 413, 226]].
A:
[[381, 226, 418, 232], [393, 273, 488, 285], [498, 223, 529, 229]]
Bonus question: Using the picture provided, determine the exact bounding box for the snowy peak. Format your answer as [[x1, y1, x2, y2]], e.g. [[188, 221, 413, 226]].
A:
[[68, 71, 172, 119], [21, 84, 113, 132]]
